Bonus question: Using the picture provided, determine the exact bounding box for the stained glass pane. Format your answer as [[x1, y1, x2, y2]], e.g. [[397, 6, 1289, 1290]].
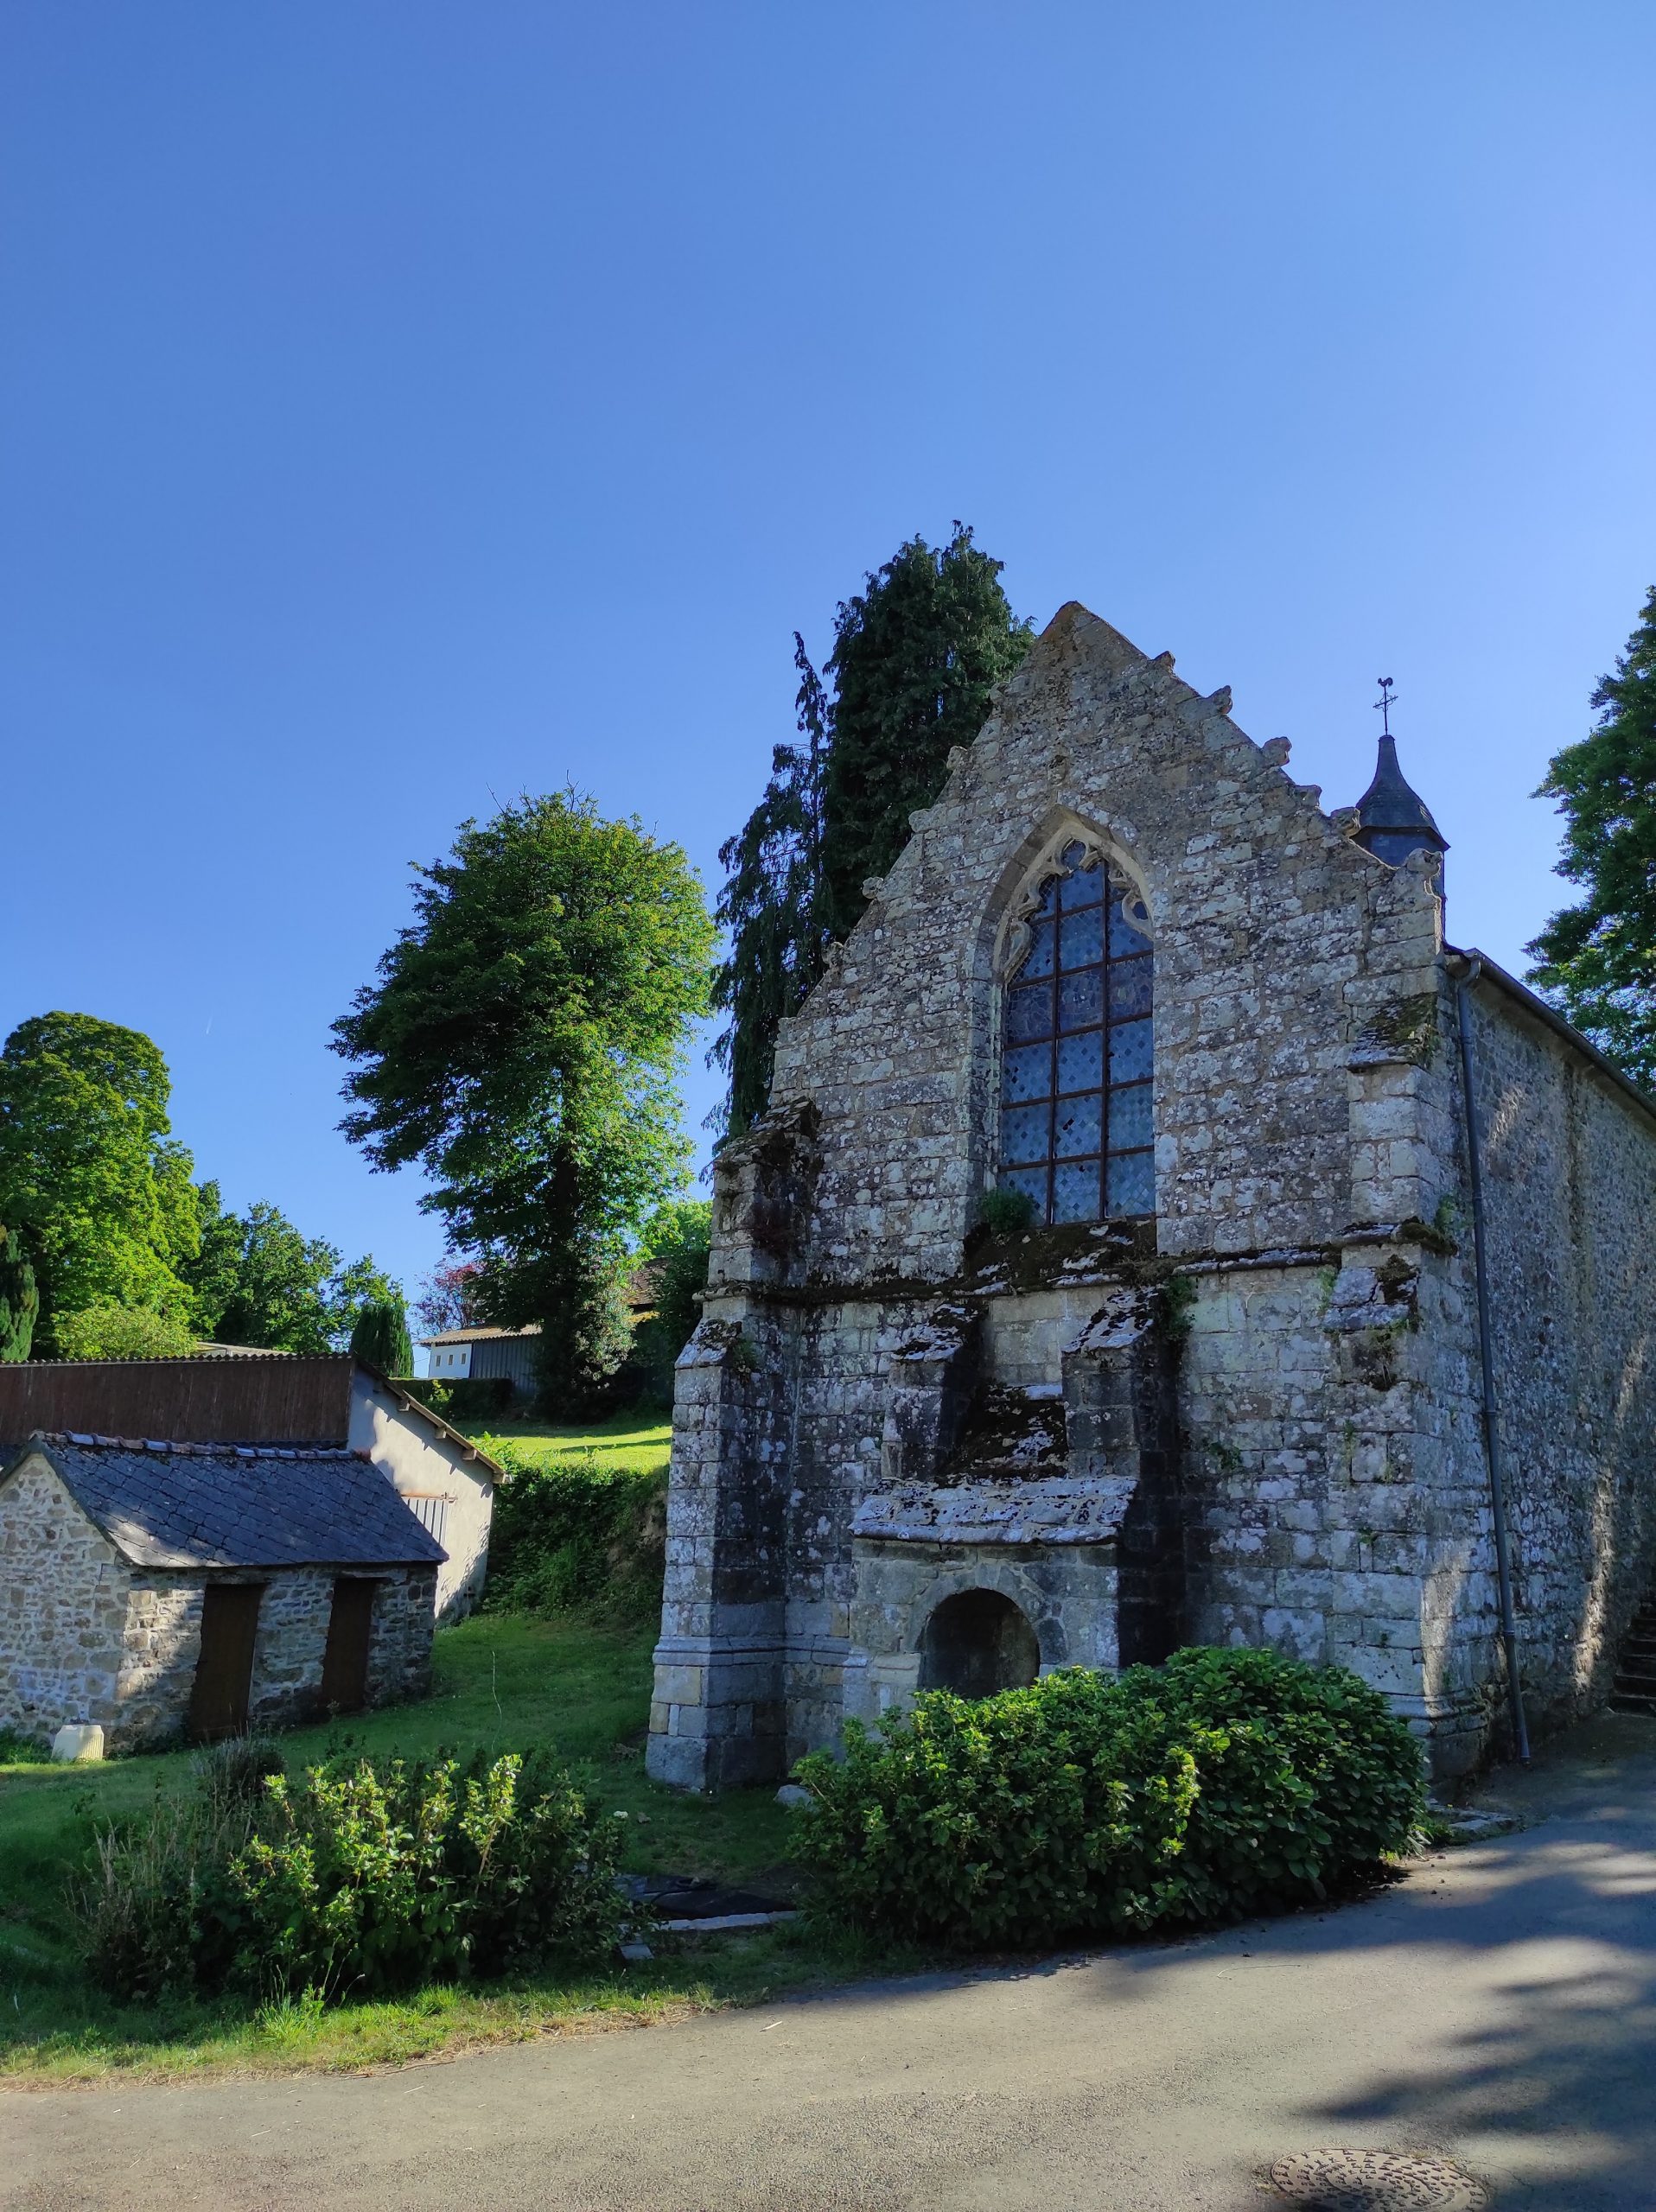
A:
[[1059, 906, 1104, 967], [1106, 1150, 1155, 1216], [1055, 1029, 1103, 1093], [1109, 957, 1152, 1020], [1109, 1017, 1153, 1084], [1059, 856, 1103, 909], [1003, 1042, 1052, 1104], [1110, 897, 1152, 958], [1019, 918, 1055, 980], [1107, 1082, 1153, 1151], [1001, 1166, 1048, 1211], [1007, 982, 1054, 1043], [1002, 1103, 1051, 1166], [1054, 1094, 1103, 1158], [1054, 1160, 1101, 1222], [1058, 968, 1103, 1027]]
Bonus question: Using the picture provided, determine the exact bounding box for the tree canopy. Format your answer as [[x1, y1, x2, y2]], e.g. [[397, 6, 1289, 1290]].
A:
[[186, 1187, 399, 1354], [0, 1012, 201, 1351], [1527, 585, 1656, 1086], [712, 527, 1030, 1135], [333, 790, 716, 1411]]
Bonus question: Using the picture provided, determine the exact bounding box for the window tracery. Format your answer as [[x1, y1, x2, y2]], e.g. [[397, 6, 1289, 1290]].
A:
[[997, 841, 1155, 1223]]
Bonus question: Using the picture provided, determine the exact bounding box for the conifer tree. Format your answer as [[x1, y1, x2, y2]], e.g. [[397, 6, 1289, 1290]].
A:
[[710, 637, 831, 1135], [349, 1294, 415, 1377], [820, 527, 1032, 937], [712, 528, 1030, 1135], [1527, 586, 1656, 1086], [0, 1227, 38, 1363]]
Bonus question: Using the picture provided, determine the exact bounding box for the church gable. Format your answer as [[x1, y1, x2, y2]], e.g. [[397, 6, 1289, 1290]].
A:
[[761, 601, 1445, 1281]]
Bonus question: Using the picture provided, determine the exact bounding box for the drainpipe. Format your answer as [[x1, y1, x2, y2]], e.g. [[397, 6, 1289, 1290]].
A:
[[1452, 954, 1531, 1764]]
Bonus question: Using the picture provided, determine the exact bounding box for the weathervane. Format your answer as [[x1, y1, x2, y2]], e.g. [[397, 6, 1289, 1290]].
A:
[[1373, 677, 1398, 735]]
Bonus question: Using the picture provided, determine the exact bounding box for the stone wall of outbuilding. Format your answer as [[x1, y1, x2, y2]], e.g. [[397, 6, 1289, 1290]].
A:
[[0, 1448, 438, 1750], [0, 1453, 129, 1743]]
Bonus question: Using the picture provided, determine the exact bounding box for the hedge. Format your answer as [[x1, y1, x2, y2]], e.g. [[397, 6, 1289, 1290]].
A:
[[791, 1647, 1424, 1948]]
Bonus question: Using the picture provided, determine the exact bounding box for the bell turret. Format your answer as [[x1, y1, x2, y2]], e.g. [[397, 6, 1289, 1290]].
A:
[[1352, 680, 1447, 868]]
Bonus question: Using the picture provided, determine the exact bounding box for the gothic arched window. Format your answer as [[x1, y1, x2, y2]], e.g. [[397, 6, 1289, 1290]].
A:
[[998, 842, 1155, 1224]]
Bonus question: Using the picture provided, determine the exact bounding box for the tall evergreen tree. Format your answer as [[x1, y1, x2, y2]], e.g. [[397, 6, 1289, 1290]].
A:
[[820, 526, 1032, 937], [710, 637, 831, 1135], [1527, 586, 1656, 1086], [712, 528, 1030, 1135], [350, 1293, 414, 1377], [0, 1227, 38, 1363]]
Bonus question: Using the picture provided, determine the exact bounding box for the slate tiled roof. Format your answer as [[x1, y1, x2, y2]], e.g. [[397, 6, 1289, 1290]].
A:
[[4, 1433, 448, 1572]]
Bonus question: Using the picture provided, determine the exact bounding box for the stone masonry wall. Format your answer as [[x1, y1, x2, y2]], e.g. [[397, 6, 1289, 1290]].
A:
[[653, 601, 1656, 1789], [1468, 978, 1656, 1730], [0, 1453, 131, 1743]]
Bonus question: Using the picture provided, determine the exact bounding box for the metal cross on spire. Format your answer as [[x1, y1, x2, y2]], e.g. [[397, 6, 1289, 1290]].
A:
[[1373, 676, 1398, 735]]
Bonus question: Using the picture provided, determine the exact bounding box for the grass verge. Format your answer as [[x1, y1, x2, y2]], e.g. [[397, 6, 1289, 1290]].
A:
[[0, 1616, 815, 2086], [457, 1412, 672, 1476]]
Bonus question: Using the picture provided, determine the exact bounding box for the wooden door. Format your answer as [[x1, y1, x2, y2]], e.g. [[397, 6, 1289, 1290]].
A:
[[320, 1578, 376, 1713], [188, 1582, 264, 1740]]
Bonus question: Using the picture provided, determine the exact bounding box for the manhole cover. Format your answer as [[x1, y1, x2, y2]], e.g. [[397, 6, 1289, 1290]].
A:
[[1267, 2149, 1491, 2210]]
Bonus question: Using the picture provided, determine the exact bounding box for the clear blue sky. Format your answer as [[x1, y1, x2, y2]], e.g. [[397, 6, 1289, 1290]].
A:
[[4, 3, 1653, 1312]]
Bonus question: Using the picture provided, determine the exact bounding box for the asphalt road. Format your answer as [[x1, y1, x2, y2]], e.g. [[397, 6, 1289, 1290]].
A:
[[5, 1716, 1654, 2212]]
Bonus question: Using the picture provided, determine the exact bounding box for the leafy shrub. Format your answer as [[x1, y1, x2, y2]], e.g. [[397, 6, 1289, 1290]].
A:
[[55, 1302, 197, 1360], [480, 1444, 666, 1622], [77, 1743, 271, 1998], [791, 1647, 1424, 1949], [77, 1744, 627, 2002], [977, 1186, 1039, 1236]]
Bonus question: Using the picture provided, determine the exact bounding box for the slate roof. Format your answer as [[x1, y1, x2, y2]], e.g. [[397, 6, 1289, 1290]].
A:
[[3, 1433, 448, 1573]]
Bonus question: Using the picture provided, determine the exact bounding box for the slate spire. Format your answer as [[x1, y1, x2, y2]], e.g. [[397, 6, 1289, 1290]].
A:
[[1352, 680, 1447, 868]]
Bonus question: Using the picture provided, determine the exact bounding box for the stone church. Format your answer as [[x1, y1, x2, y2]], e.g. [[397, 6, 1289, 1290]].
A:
[[647, 602, 1656, 1789]]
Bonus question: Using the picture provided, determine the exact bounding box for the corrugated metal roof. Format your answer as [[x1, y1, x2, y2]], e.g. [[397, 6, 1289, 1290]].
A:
[[4, 1433, 447, 1572], [418, 1325, 542, 1346]]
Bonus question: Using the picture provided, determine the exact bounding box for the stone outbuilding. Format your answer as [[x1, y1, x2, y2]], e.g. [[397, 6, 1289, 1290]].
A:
[[0, 1433, 443, 1750], [0, 1355, 500, 1623], [647, 601, 1656, 1790]]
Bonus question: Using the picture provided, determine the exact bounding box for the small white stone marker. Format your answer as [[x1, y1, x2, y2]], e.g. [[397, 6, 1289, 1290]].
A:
[[774, 1783, 812, 1808], [51, 1723, 105, 1764]]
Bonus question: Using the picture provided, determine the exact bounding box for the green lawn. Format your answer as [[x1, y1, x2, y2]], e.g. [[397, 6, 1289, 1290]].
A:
[[0, 1615, 833, 2087], [462, 1410, 672, 1475]]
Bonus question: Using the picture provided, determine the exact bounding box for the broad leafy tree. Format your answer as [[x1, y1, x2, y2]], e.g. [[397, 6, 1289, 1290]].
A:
[[412, 1258, 484, 1336], [1527, 588, 1656, 1084], [713, 528, 1030, 1135], [0, 1013, 201, 1350], [333, 791, 716, 1413], [186, 1188, 398, 1354]]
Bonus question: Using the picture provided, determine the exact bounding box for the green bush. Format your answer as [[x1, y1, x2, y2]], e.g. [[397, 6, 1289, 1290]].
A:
[[977, 1186, 1039, 1236], [55, 1301, 197, 1360], [76, 1742, 627, 2002], [791, 1648, 1424, 1949], [480, 1445, 666, 1622]]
